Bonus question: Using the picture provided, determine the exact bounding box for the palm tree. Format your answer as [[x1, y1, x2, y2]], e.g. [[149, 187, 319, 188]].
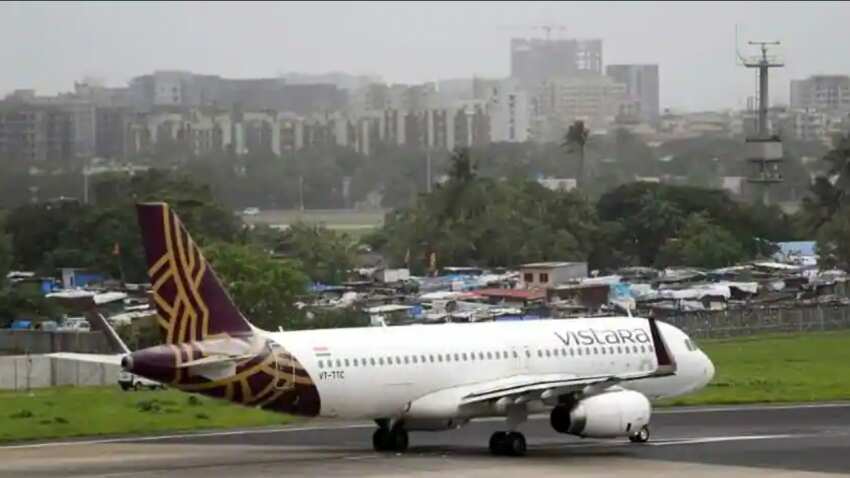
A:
[[447, 147, 477, 184], [562, 120, 590, 189]]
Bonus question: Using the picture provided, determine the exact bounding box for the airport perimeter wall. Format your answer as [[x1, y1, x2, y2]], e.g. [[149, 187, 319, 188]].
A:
[[0, 330, 111, 355], [665, 305, 850, 339], [0, 355, 120, 391]]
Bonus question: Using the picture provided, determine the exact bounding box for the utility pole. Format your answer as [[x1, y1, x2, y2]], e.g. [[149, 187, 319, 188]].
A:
[[426, 149, 432, 194], [740, 40, 784, 206], [298, 175, 305, 212]]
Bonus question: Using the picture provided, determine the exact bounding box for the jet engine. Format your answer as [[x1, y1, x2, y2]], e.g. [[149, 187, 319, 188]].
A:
[[550, 390, 651, 438]]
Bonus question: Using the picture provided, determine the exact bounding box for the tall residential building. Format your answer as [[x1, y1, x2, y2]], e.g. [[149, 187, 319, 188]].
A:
[[536, 74, 626, 138], [485, 80, 531, 143], [510, 38, 603, 87], [605, 64, 660, 124], [128, 71, 347, 115], [790, 75, 850, 111], [0, 103, 73, 162]]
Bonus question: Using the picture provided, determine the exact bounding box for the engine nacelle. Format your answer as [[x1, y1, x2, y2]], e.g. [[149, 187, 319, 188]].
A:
[[550, 390, 651, 438]]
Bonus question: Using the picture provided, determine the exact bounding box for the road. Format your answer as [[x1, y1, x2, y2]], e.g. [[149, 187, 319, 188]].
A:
[[1, 403, 848, 477]]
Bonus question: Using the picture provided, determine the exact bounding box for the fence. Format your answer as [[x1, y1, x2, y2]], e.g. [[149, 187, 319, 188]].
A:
[[663, 305, 850, 339]]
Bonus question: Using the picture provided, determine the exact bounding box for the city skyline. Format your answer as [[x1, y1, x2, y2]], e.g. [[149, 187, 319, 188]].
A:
[[2, 2, 850, 112]]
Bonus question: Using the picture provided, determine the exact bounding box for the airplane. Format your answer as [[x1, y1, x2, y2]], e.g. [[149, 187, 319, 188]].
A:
[[55, 202, 715, 457]]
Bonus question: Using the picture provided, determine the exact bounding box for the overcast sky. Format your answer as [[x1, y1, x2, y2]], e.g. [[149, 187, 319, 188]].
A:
[[2, 1, 849, 111]]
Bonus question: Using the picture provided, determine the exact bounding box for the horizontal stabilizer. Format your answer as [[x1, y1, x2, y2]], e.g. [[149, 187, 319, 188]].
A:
[[47, 353, 124, 366]]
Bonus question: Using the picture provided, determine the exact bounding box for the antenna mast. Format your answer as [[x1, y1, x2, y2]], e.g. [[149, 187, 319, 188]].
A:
[[741, 39, 784, 206]]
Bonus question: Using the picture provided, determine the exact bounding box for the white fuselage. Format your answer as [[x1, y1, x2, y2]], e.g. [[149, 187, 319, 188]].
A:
[[268, 317, 714, 420]]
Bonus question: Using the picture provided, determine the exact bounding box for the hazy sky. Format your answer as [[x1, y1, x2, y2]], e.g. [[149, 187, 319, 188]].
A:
[[2, 1, 849, 111]]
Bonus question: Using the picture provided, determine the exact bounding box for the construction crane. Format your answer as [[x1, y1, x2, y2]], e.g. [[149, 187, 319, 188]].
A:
[[499, 23, 568, 41]]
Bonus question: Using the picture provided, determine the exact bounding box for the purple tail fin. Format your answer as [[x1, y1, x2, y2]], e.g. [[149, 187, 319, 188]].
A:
[[136, 202, 253, 344]]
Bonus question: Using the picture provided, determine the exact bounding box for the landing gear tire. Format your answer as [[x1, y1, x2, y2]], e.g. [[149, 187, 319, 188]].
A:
[[629, 425, 650, 443], [373, 425, 409, 452], [489, 431, 526, 456], [373, 428, 389, 451]]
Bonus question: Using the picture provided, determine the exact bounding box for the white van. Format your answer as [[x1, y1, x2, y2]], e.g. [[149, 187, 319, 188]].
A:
[[118, 371, 165, 391]]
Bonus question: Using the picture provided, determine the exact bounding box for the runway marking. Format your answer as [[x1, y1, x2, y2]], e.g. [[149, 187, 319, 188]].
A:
[[1, 402, 845, 450], [0, 424, 374, 450], [648, 434, 801, 446], [654, 403, 850, 414]]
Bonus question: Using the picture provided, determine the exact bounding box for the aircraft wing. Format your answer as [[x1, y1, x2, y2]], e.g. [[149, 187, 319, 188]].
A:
[[47, 352, 124, 366], [460, 370, 657, 406]]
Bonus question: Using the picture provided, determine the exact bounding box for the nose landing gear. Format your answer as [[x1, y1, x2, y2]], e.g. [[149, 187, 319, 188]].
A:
[[629, 425, 650, 443]]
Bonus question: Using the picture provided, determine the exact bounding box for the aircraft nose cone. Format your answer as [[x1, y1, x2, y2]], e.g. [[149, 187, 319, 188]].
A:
[[703, 354, 715, 385]]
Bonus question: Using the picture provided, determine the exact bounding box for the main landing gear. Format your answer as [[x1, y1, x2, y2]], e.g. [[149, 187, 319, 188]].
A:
[[629, 425, 650, 443], [372, 421, 409, 452], [489, 431, 527, 456], [489, 404, 528, 456]]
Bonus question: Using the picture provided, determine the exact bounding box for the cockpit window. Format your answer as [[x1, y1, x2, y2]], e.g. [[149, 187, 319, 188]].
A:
[[684, 339, 700, 352]]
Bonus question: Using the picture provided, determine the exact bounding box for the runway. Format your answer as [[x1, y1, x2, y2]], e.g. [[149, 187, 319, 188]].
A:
[[2, 402, 848, 477]]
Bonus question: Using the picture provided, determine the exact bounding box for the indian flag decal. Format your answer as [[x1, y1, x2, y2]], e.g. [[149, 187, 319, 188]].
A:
[[313, 346, 331, 358]]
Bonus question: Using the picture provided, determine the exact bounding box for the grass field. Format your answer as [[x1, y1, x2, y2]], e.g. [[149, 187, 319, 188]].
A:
[[0, 330, 848, 443], [0, 387, 286, 443], [661, 330, 850, 406]]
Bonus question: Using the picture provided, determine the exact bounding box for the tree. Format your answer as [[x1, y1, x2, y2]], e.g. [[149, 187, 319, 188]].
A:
[[203, 242, 308, 331], [563, 121, 590, 189], [0, 214, 11, 289], [656, 213, 747, 269], [4, 170, 241, 282], [279, 223, 357, 285], [801, 134, 850, 232]]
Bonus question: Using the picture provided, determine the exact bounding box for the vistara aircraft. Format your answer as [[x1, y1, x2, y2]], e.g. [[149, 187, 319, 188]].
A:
[[55, 203, 714, 456]]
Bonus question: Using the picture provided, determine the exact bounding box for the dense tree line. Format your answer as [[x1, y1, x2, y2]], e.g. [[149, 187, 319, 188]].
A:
[[366, 148, 797, 274]]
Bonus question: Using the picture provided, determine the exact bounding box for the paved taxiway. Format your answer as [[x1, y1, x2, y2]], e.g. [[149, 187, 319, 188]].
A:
[[1, 403, 848, 477]]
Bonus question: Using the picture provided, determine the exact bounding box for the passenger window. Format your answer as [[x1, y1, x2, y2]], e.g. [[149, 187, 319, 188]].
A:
[[545, 350, 551, 358], [601, 348, 606, 355], [525, 350, 531, 358], [570, 349, 575, 356], [454, 353, 460, 361], [429, 355, 435, 362], [318, 360, 323, 368], [403, 356, 409, 364], [462, 353, 468, 361], [486, 352, 493, 360], [344, 359, 350, 367], [640, 346, 646, 353], [512, 351, 519, 358], [421, 355, 427, 363], [335, 359, 341, 367], [617, 346, 622, 354], [537, 350, 542, 358], [370, 358, 376, 366], [438, 355, 443, 362], [592, 347, 598, 355], [379, 357, 385, 365]]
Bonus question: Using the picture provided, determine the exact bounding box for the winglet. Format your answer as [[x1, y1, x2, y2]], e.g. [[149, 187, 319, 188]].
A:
[[87, 313, 131, 354], [648, 318, 677, 376]]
